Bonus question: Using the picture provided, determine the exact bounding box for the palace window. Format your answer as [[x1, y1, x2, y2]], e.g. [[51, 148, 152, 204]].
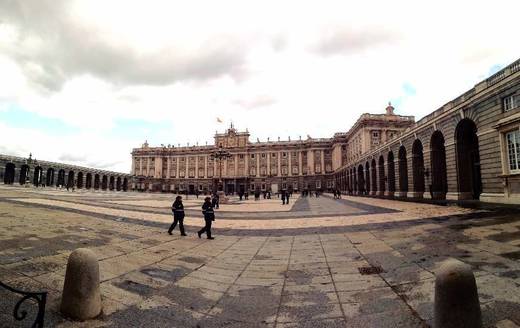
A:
[[504, 95, 519, 112], [250, 167, 256, 176], [251, 154, 255, 159], [208, 169, 213, 177], [239, 154, 244, 159], [282, 152, 287, 158], [316, 180, 322, 189], [179, 170, 185, 178], [315, 164, 321, 173], [272, 153, 276, 157], [261, 153, 266, 158], [292, 166, 298, 174], [281, 166, 288, 175], [506, 130, 520, 172], [260, 167, 267, 175], [372, 131, 379, 138]]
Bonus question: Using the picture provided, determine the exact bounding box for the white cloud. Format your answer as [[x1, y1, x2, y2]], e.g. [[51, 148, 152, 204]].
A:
[[0, 0, 519, 172]]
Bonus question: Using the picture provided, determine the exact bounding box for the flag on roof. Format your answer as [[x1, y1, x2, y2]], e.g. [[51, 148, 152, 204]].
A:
[[216, 117, 223, 123]]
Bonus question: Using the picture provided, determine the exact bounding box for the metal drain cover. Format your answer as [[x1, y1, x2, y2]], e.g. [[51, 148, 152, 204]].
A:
[[358, 265, 384, 275]]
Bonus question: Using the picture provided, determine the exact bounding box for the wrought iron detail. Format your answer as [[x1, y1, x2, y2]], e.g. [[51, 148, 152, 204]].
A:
[[0, 280, 47, 328]]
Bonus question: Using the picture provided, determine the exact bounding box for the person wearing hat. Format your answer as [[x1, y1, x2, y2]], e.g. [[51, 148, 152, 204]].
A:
[[198, 196, 215, 239], [168, 195, 187, 236]]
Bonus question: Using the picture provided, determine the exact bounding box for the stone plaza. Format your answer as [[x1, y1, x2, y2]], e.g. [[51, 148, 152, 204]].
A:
[[1, 184, 520, 327]]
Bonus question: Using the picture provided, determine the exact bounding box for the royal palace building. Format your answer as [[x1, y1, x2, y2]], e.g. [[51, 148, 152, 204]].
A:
[[131, 105, 414, 195], [132, 58, 520, 204]]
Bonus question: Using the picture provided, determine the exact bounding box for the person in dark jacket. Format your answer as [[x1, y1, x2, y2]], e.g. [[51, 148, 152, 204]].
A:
[[168, 196, 187, 236], [198, 197, 215, 239]]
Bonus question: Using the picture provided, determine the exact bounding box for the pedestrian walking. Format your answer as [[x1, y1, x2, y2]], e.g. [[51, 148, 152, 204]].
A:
[[198, 197, 215, 239], [281, 190, 286, 205], [168, 196, 187, 236], [286, 190, 290, 204]]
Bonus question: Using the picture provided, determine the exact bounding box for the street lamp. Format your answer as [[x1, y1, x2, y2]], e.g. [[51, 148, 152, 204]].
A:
[[210, 146, 232, 193]]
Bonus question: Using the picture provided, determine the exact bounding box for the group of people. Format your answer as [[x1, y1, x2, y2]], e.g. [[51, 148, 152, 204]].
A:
[[332, 189, 342, 199], [168, 195, 217, 240], [301, 190, 320, 197], [280, 190, 291, 205]]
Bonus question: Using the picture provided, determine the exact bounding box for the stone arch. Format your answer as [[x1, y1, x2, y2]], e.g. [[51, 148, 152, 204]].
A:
[[85, 173, 92, 189], [57, 169, 66, 187], [123, 177, 128, 191], [46, 168, 55, 186], [77, 172, 83, 189], [358, 164, 365, 194], [365, 162, 371, 194], [398, 146, 408, 194], [102, 175, 108, 190], [387, 151, 396, 193], [94, 174, 100, 189], [378, 155, 385, 194], [109, 176, 115, 190], [67, 171, 75, 188], [20, 164, 29, 185], [116, 177, 122, 191], [370, 159, 377, 194], [33, 166, 43, 186], [455, 118, 482, 200], [412, 139, 425, 195], [4, 163, 15, 184], [431, 131, 448, 199]]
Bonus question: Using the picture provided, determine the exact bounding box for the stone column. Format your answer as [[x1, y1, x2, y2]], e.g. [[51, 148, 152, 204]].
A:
[[320, 150, 325, 174], [256, 153, 260, 176], [298, 151, 303, 176], [234, 154, 238, 177], [267, 152, 271, 175], [245, 153, 249, 177], [166, 157, 171, 179], [176, 157, 180, 179], [288, 151, 293, 176], [195, 156, 199, 178], [277, 151, 282, 176], [204, 156, 208, 178], [139, 158, 143, 176], [307, 150, 314, 175]]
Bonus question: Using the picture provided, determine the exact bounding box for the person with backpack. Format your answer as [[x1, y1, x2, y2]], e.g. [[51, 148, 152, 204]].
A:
[[198, 197, 215, 240], [168, 196, 187, 236]]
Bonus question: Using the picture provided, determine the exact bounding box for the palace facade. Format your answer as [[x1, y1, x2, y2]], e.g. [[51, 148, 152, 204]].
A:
[[131, 106, 414, 194]]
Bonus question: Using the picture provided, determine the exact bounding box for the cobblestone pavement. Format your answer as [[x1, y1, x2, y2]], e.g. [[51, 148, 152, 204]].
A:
[[1, 185, 520, 327]]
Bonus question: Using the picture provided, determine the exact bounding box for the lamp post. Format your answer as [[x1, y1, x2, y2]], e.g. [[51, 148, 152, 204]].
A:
[[210, 146, 232, 193]]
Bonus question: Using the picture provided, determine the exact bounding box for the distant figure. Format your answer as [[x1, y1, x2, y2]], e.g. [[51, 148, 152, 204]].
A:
[[198, 197, 215, 240], [267, 191, 271, 199], [263, 191, 267, 199], [245, 191, 249, 200], [337, 189, 341, 199], [195, 190, 200, 199], [281, 190, 286, 205], [211, 193, 218, 209], [168, 196, 187, 236], [333, 190, 337, 199], [286, 190, 290, 204], [239, 191, 243, 201]]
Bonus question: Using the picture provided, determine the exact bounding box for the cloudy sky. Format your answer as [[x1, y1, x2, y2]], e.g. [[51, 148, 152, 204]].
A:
[[0, 0, 519, 172]]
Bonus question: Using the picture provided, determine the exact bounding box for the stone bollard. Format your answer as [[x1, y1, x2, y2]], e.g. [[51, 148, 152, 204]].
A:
[[434, 258, 482, 328], [60, 248, 102, 321]]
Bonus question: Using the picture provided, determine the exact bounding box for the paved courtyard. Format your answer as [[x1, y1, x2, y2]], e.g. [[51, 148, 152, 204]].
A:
[[1, 185, 520, 327]]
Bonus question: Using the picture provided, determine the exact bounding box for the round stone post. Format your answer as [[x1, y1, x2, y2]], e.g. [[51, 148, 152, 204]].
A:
[[434, 258, 482, 328], [60, 248, 102, 320]]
